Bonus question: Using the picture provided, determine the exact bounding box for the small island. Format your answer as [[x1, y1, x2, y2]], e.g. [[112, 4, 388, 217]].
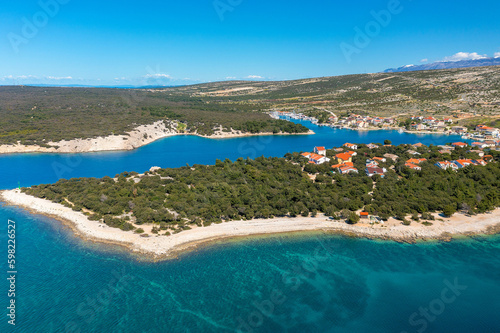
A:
[[1, 143, 499, 259]]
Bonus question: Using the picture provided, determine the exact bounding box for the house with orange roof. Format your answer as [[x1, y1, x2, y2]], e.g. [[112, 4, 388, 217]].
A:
[[411, 123, 426, 131], [314, 146, 326, 156], [451, 142, 468, 148], [405, 163, 422, 171], [476, 125, 494, 132], [338, 165, 358, 174], [484, 140, 496, 146], [373, 157, 386, 163], [435, 161, 458, 170], [406, 158, 426, 165], [453, 159, 476, 168], [332, 162, 358, 174], [301, 152, 330, 165], [360, 212, 369, 219], [344, 143, 358, 150], [451, 126, 467, 133], [471, 142, 488, 149], [412, 143, 424, 148], [335, 152, 353, 164]]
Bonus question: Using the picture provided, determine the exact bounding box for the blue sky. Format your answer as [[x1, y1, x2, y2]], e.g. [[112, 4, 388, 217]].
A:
[[1, 0, 500, 86]]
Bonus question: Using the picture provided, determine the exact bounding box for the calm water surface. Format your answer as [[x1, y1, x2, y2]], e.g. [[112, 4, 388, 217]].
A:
[[1, 121, 497, 333]]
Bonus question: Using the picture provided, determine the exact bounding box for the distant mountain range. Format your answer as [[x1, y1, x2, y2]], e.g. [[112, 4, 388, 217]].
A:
[[383, 57, 500, 73], [11, 84, 179, 89]]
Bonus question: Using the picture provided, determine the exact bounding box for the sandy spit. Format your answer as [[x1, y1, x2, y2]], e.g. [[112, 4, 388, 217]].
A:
[[2, 190, 500, 260]]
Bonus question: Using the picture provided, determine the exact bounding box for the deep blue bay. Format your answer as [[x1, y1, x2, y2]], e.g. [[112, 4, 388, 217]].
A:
[[1, 121, 499, 332]]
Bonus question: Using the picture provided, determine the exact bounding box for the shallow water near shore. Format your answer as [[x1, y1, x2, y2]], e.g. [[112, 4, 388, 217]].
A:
[[1, 121, 497, 332], [1, 204, 500, 332]]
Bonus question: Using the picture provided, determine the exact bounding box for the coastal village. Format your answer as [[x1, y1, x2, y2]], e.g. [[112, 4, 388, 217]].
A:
[[272, 110, 500, 142], [300, 141, 498, 173], [298, 140, 498, 220]]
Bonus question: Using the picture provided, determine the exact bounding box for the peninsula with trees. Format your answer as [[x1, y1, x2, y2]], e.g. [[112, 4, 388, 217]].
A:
[[2, 143, 499, 258]]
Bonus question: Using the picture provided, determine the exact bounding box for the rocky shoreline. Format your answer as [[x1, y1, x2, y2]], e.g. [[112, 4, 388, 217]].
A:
[[0, 121, 314, 154]]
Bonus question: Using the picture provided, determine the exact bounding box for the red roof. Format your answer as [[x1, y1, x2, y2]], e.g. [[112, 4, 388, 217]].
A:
[[405, 163, 421, 170], [309, 153, 325, 161], [452, 142, 467, 146], [336, 153, 352, 161], [315, 146, 326, 151], [339, 166, 358, 173], [332, 161, 354, 168], [454, 159, 477, 168], [366, 167, 385, 174], [360, 212, 369, 216], [406, 158, 426, 164]]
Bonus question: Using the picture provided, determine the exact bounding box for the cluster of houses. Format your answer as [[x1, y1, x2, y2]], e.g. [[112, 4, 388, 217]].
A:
[[405, 158, 427, 171], [301, 146, 331, 164], [272, 111, 396, 130], [435, 158, 489, 170], [471, 125, 500, 138], [301, 139, 495, 179], [331, 146, 358, 174], [335, 114, 395, 129], [365, 157, 387, 177], [272, 111, 322, 124], [409, 116, 454, 132]]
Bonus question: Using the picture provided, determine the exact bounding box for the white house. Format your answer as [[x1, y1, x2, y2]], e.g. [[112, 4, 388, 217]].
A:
[[301, 152, 330, 165], [435, 161, 458, 170], [314, 146, 327, 156], [344, 143, 358, 150]]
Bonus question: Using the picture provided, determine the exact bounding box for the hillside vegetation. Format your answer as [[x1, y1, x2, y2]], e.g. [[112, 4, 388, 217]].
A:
[[1, 65, 499, 145]]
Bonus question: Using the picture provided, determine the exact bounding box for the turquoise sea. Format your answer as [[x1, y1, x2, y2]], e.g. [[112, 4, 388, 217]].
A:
[[1, 122, 499, 332]]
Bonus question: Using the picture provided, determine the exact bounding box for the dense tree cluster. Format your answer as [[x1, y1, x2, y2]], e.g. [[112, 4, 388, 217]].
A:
[[23, 144, 500, 233]]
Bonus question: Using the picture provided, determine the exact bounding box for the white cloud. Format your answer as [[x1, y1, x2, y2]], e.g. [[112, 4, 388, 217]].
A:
[[144, 73, 172, 79], [46, 76, 72, 80], [442, 52, 488, 62], [403, 64, 415, 68], [420, 58, 428, 63], [246, 75, 264, 79], [495, 52, 500, 58], [225, 76, 236, 80], [19, 75, 39, 79]]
